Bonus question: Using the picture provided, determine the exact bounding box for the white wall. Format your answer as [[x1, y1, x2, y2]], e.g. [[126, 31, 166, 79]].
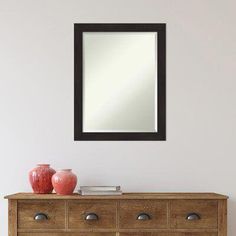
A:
[[0, 0, 235, 235]]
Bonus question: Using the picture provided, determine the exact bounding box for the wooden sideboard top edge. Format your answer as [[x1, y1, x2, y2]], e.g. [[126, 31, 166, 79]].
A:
[[4, 192, 228, 200]]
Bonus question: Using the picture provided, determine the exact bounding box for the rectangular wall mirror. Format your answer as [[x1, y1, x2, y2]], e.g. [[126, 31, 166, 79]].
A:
[[74, 24, 166, 140]]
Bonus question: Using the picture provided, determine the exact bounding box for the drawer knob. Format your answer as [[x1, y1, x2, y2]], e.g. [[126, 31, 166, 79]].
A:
[[85, 213, 99, 221], [186, 213, 201, 221], [137, 213, 151, 220], [34, 213, 48, 221]]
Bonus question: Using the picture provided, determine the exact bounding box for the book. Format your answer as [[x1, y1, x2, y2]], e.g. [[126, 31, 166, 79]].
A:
[[80, 186, 121, 192], [78, 190, 122, 196]]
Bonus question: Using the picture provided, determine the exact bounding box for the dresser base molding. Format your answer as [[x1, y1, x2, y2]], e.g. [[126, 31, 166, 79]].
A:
[[5, 193, 228, 236], [17, 229, 219, 232], [18, 233, 218, 236]]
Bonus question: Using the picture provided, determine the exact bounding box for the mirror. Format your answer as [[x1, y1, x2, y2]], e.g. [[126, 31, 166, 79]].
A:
[[74, 24, 166, 140], [83, 32, 157, 132]]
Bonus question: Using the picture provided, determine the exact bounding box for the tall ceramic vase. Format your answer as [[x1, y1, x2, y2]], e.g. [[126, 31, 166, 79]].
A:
[[52, 169, 77, 195], [29, 164, 56, 194]]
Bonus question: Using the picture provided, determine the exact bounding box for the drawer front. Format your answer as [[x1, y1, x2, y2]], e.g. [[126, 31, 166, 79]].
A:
[[170, 200, 218, 229], [18, 200, 65, 229], [19, 233, 115, 236], [68, 200, 117, 229], [119, 200, 168, 229]]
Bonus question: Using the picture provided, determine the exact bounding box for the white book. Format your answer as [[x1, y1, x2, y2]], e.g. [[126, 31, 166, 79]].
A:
[[78, 190, 122, 196], [80, 186, 121, 191]]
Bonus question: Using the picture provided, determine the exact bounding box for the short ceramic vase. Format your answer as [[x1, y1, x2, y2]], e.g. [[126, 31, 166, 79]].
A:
[[52, 169, 77, 195], [29, 164, 56, 194]]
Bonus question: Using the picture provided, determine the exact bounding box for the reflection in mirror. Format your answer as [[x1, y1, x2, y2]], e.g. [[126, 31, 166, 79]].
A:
[[83, 32, 157, 132]]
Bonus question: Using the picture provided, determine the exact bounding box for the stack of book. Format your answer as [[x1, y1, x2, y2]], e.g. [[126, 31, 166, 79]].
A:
[[78, 186, 122, 195]]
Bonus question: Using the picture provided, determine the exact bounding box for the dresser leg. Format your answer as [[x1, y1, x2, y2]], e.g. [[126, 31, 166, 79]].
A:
[[9, 200, 17, 236], [218, 199, 227, 236]]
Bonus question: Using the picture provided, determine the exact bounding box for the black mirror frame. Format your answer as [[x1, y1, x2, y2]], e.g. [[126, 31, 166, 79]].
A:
[[74, 23, 166, 141]]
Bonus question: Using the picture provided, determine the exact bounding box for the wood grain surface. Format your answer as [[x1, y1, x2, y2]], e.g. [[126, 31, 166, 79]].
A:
[[119, 200, 168, 229], [5, 193, 228, 236], [169, 233, 217, 236], [8, 200, 17, 236], [68, 200, 117, 229], [5, 192, 228, 200], [18, 200, 65, 229], [19, 233, 115, 236], [170, 200, 218, 229]]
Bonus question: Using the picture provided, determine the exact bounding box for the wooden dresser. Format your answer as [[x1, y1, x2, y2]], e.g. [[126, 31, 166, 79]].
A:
[[5, 192, 228, 236]]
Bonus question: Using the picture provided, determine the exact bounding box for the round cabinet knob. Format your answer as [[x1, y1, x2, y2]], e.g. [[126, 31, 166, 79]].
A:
[[85, 213, 99, 221], [186, 213, 201, 221], [137, 213, 151, 220], [34, 213, 48, 221]]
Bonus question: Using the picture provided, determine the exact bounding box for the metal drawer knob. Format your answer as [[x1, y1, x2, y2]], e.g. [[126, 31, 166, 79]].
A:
[[85, 213, 99, 221], [34, 213, 48, 221], [137, 213, 151, 220], [186, 213, 201, 221]]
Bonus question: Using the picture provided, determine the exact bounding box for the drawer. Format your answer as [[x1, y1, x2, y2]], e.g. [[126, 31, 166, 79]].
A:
[[19, 233, 115, 236], [18, 200, 65, 229], [119, 200, 168, 229], [68, 200, 117, 229], [170, 200, 218, 229]]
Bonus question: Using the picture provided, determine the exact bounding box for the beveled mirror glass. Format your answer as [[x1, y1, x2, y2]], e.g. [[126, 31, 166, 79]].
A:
[[74, 24, 166, 140]]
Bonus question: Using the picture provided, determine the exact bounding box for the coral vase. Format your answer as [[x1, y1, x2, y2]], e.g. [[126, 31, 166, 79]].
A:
[[52, 169, 77, 195], [29, 164, 56, 194]]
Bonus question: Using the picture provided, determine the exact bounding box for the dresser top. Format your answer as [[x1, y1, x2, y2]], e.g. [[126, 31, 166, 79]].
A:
[[4, 192, 228, 200]]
